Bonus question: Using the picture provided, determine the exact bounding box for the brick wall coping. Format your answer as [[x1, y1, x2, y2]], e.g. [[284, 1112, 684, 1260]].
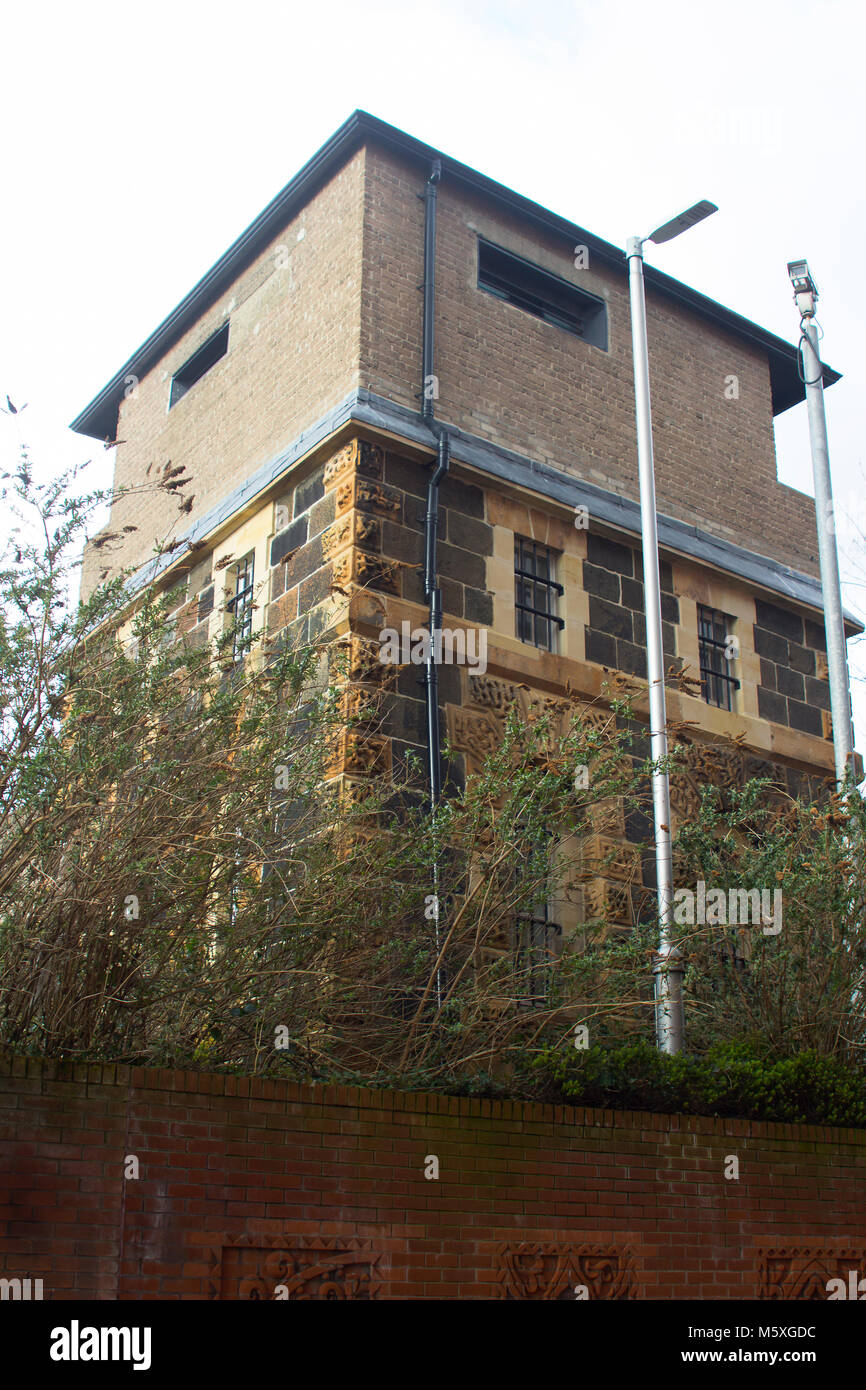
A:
[[3, 1051, 864, 1148]]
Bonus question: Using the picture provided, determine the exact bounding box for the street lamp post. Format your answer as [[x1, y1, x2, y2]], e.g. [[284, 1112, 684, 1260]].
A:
[[626, 200, 717, 1054], [786, 261, 854, 789]]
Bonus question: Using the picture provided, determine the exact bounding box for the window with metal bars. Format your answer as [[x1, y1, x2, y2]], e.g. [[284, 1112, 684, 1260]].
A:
[[512, 901, 561, 1007], [477, 239, 608, 348], [515, 537, 564, 652], [698, 605, 740, 710], [227, 553, 255, 663]]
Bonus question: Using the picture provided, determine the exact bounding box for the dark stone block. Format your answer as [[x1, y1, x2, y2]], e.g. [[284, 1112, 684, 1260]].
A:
[[787, 642, 816, 676], [776, 666, 805, 701], [293, 465, 324, 517], [396, 664, 429, 700], [445, 511, 493, 555], [443, 755, 466, 796], [621, 576, 644, 612], [437, 541, 486, 589], [759, 658, 776, 691], [307, 489, 336, 538], [441, 577, 463, 620], [758, 686, 787, 725], [788, 698, 823, 737], [589, 595, 633, 642], [754, 598, 804, 644], [436, 661, 463, 706], [383, 520, 425, 566], [583, 562, 620, 603], [464, 587, 493, 625], [271, 517, 308, 567], [403, 494, 428, 534], [390, 738, 428, 781], [587, 532, 634, 576], [271, 565, 286, 600], [662, 621, 677, 656], [197, 585, 214, 622], [282, 533, 323, 589], [585, 627, 616, 666], [659, 559, 674, 594], [805, 676, 832, 711], [307, 603, 334, 644], [401, 565, 424, 605], [439, 475, 485, 518], [280, 613, 309, 651], [298, 563, 334, 613], [385, 453, 427, 498], [625, 807, 653, 846], [753, 626, 789, 665], [661, 592, 680, 624], [804, 618, 827, 652], [387, 693, 427, 744], [356, 479, 402, 519], [618, 638, 648, 679]]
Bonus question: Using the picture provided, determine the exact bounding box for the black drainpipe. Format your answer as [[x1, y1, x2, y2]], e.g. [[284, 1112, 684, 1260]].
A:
[[424, 429, 449, 809], [420, 158, 448, 812]]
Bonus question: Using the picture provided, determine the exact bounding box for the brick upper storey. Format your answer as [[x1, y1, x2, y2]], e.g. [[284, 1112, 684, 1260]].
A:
[[73, 111, 838, 598]]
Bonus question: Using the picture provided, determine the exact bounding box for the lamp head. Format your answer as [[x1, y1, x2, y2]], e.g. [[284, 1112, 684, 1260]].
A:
[[648, 200, 718, 245]]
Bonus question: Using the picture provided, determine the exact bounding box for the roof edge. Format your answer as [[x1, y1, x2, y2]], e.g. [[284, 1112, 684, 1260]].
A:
[[70, 110, 840, 440]]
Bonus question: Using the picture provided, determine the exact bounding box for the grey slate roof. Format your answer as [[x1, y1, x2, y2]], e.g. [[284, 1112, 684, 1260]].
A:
[[124, 388, 862, 634]]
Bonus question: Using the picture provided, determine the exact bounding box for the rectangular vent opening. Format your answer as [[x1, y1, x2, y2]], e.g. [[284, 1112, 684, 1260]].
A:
[[170, 322, 229, 407], [478, 239, 607, 349]]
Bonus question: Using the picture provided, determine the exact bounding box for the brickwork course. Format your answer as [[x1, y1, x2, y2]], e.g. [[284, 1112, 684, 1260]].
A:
[[2, 1058, 864, 1300]]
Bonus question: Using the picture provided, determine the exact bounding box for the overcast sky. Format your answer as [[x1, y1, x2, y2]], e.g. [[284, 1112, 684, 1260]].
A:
[[1, 0, 864, 746]]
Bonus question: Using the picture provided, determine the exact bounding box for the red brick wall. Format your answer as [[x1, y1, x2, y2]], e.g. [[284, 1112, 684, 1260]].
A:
[[2, 1056, 864, 1300]]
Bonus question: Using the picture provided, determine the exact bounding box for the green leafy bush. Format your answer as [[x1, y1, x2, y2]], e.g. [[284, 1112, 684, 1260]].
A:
[[535, 1038, 866, 1127]]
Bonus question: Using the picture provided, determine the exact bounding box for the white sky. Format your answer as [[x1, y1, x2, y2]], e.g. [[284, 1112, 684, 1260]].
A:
[[1, 0, 864, 747]]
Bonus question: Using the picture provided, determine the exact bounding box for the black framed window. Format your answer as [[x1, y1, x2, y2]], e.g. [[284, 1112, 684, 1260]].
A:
[[478, 239, 608, 349], [515, 537, 563, 652], [227, 553, 255, 663], [512, 900, 561, 1006], [698, 605, 740, 710]]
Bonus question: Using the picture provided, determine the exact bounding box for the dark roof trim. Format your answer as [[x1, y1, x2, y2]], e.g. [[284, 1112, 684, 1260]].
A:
[[71, 112, 839, 440], [123, 386, 862, 636]]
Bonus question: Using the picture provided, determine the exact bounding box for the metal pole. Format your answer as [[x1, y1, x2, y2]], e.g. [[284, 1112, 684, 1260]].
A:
[[626, 236, 684, 1054], [800, 319, 854, 786]]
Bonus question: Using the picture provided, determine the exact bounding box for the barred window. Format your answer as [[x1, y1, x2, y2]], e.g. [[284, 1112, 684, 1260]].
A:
[[227, 553, 255, 663], [512, 899, 561, 1007], [515, 537, 564, 652], [477, 239, 608, 348], [698, 605, 739, 710]]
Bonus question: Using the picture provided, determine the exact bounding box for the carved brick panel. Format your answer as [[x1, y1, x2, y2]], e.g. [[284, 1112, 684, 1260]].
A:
[[210, 1237, 382, 1300], [758, 1248, 866, 1300], [497, 1243, 638, 1300]]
